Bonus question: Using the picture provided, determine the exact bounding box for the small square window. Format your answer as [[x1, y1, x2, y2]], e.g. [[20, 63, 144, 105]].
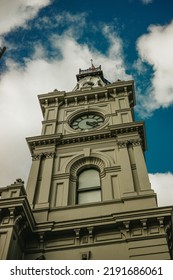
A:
[[81, 251, 90, 260]]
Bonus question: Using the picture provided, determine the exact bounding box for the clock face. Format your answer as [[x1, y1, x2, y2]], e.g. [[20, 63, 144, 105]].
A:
[[71, 113, 104, 131]]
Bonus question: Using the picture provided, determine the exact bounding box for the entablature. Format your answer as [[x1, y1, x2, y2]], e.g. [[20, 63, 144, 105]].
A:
[[38, 80, 135, 116], [26, 121, 146, 154], [31, 205, 173, 246], [52, 205, 173, 230]]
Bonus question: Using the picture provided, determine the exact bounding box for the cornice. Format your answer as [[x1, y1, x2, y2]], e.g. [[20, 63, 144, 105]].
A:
[[1, 188, 172, 256], [38, 80, 135, 115], [26, 121, 146, 154], [32, 205, 173, 236]]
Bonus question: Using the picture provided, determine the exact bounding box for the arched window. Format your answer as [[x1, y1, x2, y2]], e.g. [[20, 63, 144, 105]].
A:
[[77, 169, 101, 205]]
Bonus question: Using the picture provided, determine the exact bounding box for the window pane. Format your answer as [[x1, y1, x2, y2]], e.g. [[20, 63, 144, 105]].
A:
[[78, 190, 101, 204], [78, 169, 100, 189]]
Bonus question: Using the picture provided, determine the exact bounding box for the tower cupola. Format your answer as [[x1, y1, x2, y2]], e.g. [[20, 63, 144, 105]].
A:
[[73, 61, 110, 91]]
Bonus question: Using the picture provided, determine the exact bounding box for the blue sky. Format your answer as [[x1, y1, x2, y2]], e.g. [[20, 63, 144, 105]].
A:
[[0, 0, 173, 206]]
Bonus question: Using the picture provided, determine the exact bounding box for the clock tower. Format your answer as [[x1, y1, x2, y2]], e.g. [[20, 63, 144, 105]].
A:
[[27, 64, 157, 210], [0, 64, 172, 260], [23, 64, 172, 259]]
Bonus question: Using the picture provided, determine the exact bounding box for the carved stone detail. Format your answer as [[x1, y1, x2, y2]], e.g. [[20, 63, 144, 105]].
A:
[[131, 139, 142, 147], [38, 233, 45, 250], [123, 221, 130, 238], [32, 152, 55, 161], [87, 227, 94, 243], [74, 228, 80, 239], [44, 152, 55, 159], [70, 156, 105, 178], [74, 228, 80, 246], [32, 153, 43, 161], [14, 178, 24, 184], [140, 218, 147, 235], [117, 141, 127, 149]]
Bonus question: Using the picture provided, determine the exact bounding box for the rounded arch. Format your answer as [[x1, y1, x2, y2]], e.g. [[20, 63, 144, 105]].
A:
[[68, 156, 105, 206], [69, 156, 105, 181]]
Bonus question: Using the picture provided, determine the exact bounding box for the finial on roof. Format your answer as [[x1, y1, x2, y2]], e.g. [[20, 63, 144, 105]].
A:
[[90, 59, 95, 70]]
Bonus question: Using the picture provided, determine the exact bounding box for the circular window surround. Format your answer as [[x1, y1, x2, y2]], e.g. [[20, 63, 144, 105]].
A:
[[66, 108, 109, 132]]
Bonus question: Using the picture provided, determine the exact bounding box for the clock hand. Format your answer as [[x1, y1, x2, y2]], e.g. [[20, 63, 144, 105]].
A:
[[86, 121, 98, 127]]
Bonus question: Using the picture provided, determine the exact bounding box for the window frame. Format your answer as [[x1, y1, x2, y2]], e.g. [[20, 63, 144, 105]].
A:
[[76, 168, 102, 205]]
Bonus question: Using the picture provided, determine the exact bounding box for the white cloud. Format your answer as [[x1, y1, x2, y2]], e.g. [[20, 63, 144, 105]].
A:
[[34, 11, 87, 35], [133, 58, 147, 74], [140, 0, 154, 4], [149, 172, 173, 206], [101, 25, 131, 81], [0, 0, 52, 37], [136, 21, 173, 116], [0, 27, 130, 187], [55, 11, 87, 27]]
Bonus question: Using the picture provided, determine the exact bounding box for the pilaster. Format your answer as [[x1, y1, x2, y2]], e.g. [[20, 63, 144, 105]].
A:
[[117, 141, 136, 197], [35, 151, 55, 208], [132, 140, 153, 193], [26, 154, 42, 207]]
